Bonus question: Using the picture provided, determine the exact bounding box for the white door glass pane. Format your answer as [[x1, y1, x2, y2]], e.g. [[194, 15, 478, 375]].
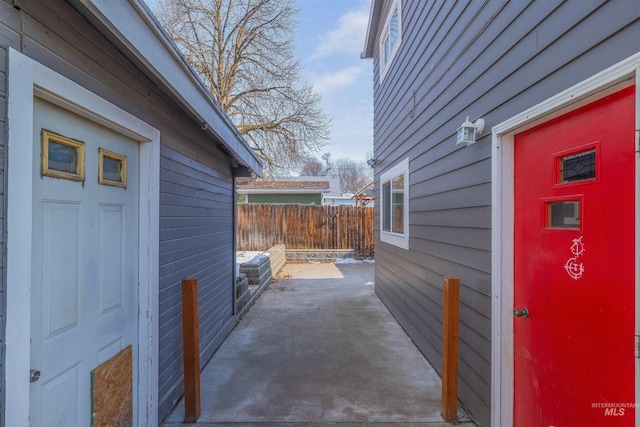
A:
[[48, 141, 78, 173], [102, 156, 122, 182]]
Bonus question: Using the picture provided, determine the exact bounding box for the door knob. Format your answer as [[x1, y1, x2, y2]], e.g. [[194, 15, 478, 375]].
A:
[[30, 369, 41, 383], [513, 307, 529, 318]]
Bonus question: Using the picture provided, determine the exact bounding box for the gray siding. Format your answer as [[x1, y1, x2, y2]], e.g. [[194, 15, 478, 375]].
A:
[[0, 1, 241, 423], [158, 144, 236, 417], [370, 0, 640, 425]]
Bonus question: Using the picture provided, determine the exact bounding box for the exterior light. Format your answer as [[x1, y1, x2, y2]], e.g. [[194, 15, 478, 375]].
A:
[[456, 116, 485, 146], [367, 158, 377, 167]]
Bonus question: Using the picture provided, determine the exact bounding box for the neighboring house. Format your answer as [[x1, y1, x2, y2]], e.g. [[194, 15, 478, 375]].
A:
[[364, 1, 640, 426], [237, 176, 340, 205], [323, 182, 376, 207], [323, 194, 356, 206], [1, 1, 261, 426]]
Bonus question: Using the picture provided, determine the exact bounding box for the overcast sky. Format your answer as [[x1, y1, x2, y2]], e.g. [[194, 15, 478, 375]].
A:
[[143, 0, 374, 165]]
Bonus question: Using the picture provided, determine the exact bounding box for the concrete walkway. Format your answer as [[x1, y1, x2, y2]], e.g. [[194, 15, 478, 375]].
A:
[[161, 262, 475, 427]]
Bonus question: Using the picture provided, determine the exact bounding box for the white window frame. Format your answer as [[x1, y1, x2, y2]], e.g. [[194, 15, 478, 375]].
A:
[[491, 51, 640, 427], [379, 0, 402, 82], [380, 157, 409, 249]]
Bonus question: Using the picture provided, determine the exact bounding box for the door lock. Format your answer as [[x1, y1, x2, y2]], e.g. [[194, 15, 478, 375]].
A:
[[30, 369, 41, 383], [513, 307, 529, 318]]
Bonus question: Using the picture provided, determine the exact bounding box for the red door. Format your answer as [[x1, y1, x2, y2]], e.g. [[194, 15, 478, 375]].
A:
[[514, 86, 636, 426]]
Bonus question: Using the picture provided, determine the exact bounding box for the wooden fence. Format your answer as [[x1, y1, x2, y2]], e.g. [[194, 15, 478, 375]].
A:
[[237, 204, 374, 257]]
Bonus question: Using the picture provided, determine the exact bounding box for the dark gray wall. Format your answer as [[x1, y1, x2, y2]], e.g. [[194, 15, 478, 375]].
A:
[[0, 0, 240, 423], [158, 144, 236, 417], [370, 0, 640, 425]]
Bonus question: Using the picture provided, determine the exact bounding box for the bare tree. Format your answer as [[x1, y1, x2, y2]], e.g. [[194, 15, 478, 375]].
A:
[[300, 157, 325, 176], [154, 0, 331, 175], [334, 158, 371, 194]]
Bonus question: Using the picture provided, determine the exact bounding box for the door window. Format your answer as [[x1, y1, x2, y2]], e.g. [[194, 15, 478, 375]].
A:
[[41, 130, 85, 182], [558, 147, 597, 184], [98, 148, 127, 188], [547, 200, 580, 228]]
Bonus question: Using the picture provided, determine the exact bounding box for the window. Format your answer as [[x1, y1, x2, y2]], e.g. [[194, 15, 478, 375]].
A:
[[547, 201, 580, 228], [98, 148, 127, 188], [559, 149, 596, 183], [379, 0, 402, 82], [380, 158, 409, 249], [41, 129, 85, 182]]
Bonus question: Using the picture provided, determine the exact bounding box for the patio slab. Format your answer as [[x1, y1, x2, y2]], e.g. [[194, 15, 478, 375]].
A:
[[161, 262, 475, 426]]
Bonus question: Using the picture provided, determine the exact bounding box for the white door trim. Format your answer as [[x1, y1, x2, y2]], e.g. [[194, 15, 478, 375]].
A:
[[5, 48, 160, 426], [491, 51, 640, 427]]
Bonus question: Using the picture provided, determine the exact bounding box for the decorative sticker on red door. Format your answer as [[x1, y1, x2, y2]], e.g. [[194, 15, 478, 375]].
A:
[[564, 236, 585, 280]]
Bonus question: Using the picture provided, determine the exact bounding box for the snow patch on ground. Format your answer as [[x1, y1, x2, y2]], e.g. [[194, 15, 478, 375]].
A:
[[334, 257, 375, 264], [364, 281, 375, 287], [236, 251, 265, 264]]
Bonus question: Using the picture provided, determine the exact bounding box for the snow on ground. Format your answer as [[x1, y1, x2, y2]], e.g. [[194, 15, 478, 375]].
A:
[[236, 251, 265, 264], [334, 257, 375, 264]]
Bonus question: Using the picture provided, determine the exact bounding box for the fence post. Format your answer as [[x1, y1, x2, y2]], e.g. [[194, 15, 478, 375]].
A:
[[442, 276, 460, 421], [182, 277, 201, 423]]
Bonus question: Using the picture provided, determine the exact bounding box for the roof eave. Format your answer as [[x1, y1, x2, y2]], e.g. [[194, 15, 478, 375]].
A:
[[238, 189, 330, 195], [71, 0, 263, 175], [362, 0, 383, 59]]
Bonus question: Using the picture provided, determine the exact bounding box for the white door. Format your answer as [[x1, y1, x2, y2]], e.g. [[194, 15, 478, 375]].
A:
[[29, 98, 140, 426]]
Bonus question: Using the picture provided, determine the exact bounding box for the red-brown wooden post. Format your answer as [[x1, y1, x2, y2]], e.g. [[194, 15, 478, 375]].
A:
[[182, 278, 201, 422], [442, 276, 460, 422]]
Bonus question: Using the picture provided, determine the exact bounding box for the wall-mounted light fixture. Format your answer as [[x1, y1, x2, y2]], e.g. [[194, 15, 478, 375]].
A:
[[367, 158, 377, 167], [456, 116, 485, 146]]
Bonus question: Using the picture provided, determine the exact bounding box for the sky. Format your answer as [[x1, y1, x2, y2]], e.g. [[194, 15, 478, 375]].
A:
[[143, 0, 374, 165], [294, 0, 374, 163]]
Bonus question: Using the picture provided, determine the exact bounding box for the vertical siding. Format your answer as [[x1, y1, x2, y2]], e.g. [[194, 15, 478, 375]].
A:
[[158, 145, 236, 418], [0, 1, 242, 424], [371, 0, 640, 425]]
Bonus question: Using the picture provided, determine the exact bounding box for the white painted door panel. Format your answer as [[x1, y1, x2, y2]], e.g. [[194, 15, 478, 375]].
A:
[[30, 98, 139, 426]]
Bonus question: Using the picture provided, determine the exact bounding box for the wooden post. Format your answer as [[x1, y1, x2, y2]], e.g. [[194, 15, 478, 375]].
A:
[[441, 276, 460, 422], [182, 278, 201, 423]]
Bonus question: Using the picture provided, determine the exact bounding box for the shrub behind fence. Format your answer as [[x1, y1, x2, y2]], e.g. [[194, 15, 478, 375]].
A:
[[236, 204, 374, 257]]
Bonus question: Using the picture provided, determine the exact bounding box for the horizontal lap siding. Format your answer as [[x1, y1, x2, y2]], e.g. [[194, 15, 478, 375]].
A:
[[372, 0, 640, 425], [158, 145, 235, 418], [2, 1, 240, 423]]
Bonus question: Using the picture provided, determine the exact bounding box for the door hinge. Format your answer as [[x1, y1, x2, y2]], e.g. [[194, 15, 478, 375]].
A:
[[635, 335, 640, 358]]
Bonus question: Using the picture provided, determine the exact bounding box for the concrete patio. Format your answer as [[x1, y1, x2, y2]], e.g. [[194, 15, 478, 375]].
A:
[[161, 261, 475, 427]]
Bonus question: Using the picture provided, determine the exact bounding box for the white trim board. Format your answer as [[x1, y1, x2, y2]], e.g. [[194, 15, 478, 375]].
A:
[[491, 51, 640, 427], [5, 48, 160, 427]]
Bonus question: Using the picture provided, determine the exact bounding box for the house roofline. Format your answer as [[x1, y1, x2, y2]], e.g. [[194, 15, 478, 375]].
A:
[[70, 0, 263, 175], [362, 0, 383, 58], [237, 189, 332, 195]]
